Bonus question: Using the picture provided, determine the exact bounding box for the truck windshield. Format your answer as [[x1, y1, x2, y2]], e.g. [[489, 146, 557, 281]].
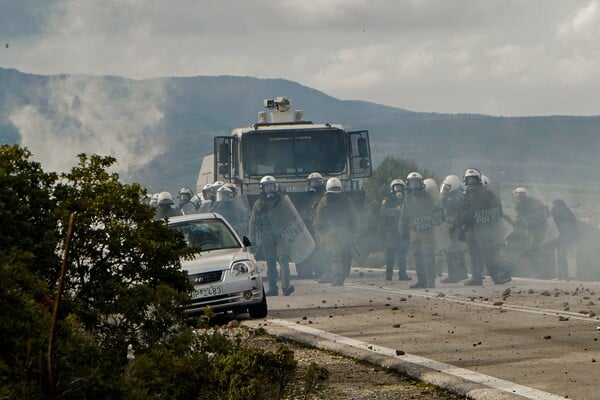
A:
[[242, 128, 347, 177]]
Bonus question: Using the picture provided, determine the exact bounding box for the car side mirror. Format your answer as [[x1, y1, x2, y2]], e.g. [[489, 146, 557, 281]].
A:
[[242, 236, 252, 247]]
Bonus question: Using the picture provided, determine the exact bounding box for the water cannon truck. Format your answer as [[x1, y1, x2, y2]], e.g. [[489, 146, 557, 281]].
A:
[[196, 97, 372, 276]]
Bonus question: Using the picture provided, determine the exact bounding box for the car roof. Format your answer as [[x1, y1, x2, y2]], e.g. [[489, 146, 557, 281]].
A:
[[166, 212, 223, 224]]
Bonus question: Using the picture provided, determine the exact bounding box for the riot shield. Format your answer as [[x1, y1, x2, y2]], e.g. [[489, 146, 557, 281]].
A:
[[212, 196, 251, 238], [267, 195, 316, 263], [433, 214, 451, 253]]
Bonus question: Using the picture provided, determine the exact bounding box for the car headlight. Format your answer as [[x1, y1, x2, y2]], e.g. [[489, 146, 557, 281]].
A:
[[231, 261, 256, 276]]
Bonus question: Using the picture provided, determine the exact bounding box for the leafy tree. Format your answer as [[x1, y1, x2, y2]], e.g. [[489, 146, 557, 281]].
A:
[[0, 145, 58, 398], [0, 146, 195, 398]]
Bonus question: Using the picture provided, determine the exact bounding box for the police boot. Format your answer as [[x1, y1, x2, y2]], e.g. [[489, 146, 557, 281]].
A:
[[397, 255, 411, 280], [385, 249, 394, 281], [464, 270, 483, 286], [265, 261, 279, 296], [385, 265, 393, 281], [425, 254, 436, 288], [280, 258, 295, 296], [491, 269, 512, 284], [410, 254, 427, 288]]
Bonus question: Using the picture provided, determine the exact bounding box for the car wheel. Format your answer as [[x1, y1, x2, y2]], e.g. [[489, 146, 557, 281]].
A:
[[248, 290, 268, 319]]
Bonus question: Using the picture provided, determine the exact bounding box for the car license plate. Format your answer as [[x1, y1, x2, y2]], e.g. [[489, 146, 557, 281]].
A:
[[195, 286, 222, 298]]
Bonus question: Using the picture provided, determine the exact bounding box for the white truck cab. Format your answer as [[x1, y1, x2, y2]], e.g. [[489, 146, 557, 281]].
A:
[[196, 97, 372, 195]]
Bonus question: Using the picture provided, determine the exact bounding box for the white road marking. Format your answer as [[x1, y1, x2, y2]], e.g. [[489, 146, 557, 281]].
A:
[[342, 283, 600, 323], [269, 318, 567, 400]]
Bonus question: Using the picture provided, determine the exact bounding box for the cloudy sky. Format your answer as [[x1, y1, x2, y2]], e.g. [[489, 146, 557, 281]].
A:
[[1, 0, 600, 116]]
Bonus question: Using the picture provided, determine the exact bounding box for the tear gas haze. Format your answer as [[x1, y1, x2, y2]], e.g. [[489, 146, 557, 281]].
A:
[[8, 75, 167, 177]]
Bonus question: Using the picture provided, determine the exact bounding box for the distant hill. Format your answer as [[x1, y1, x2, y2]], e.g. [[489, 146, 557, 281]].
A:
[[2, 67, 600, 194]]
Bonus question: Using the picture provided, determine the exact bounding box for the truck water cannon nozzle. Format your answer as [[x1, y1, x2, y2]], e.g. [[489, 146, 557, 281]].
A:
[[264, 97, 291, 112]]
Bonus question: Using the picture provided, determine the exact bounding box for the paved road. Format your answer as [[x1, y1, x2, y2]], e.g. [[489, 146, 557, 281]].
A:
[[247, 268, 600, 400]]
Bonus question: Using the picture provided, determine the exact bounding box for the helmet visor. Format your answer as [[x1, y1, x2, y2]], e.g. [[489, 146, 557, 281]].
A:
[[407, 179, 422, 190], [262, 182, 277, 193]]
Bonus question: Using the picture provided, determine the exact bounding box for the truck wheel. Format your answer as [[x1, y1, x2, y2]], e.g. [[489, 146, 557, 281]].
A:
[[248, 291, 268, 319]]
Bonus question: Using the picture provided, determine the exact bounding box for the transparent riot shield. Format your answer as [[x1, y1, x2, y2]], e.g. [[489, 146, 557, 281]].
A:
[[433, 214, 451, 253], [267, 194, 316, 263], [212, 196, 251, 238]]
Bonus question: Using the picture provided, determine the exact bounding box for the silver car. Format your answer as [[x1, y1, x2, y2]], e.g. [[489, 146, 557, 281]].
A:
[[167, 213, 267, 319]]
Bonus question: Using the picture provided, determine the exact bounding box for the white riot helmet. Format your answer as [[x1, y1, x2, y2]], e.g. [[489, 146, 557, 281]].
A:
[[390, 178, 406, 194], [325, 177, 343, 193], [406, 172, 425, 191], [178, 187, 193, 202], [202, 183, 215, 201], [512, 186, 528, 198], [216, 185, 235, 201], [463, 168, 482, 186], [307, 172, 324, 189], [157, 191, 174, 206], [259, 175, 278, 194], [424, 178, 437, 192], [481, 175, 489, 185], [149, 193, 159, 208], [212, 181, 225, 191], [222, 183, 237, 197], [441, 175, 462, 194]]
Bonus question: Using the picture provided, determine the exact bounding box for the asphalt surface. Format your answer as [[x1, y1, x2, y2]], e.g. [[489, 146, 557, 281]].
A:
[[245, 268, 600, 400]]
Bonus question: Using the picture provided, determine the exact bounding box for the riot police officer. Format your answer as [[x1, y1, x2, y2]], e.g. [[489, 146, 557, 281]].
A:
[[177, 187, 197, 215], [315, 178, 357, 286], [402, 172, 443, 288], [199, 183, 216, 213], [550, 199, 578, 280], [154, 191, 183, 220], [305, 172, 327, 281], [381, 179, 411, 281], [213, 183, 250, 237], [249, 176, 294, 296], [459, 168, 511, 285], [510, 186, 552, 278], [440, 175, 468, 283]]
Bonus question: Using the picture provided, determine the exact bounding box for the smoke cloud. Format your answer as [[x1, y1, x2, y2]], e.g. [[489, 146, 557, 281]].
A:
[[8, 75, 167, 177]]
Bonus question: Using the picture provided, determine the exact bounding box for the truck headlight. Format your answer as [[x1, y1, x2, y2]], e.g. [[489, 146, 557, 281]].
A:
[[231, 261, 256, 276]]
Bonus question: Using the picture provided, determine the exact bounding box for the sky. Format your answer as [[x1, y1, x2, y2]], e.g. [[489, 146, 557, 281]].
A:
[[1, 0, 600, 117]]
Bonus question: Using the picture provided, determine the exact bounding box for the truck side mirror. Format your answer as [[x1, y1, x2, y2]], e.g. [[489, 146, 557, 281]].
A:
[[357, 137, 368, 158], [219, 142, 231, 163]]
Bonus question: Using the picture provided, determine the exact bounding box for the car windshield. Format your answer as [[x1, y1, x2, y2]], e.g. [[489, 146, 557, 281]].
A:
[[169, 218, 240, 251], [242, 128, 347, 177]]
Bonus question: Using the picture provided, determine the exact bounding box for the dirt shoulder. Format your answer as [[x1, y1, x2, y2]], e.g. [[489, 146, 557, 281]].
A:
[[251, 333, 466, 400]]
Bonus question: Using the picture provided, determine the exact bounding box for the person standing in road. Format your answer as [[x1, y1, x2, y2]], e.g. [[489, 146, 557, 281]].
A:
[[458, 168, 511, 285], [440, 175, 468, 283], [550, 198, 578, 280], [249, 175, 295, 296], [381, 179, 411, 281], [314, 177, 357, 287], [508, 187, 552, 278], [305, 172, 328, 281], [402, 172, 442, 289]]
